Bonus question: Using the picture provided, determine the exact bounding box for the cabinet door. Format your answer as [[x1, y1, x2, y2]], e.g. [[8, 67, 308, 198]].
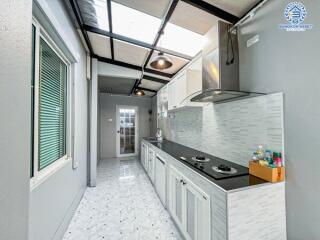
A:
[[143, 145, 149, 171], [148, 149, 155, 183], [168, 81, 176, 110], [174, 72, 187, 108], [155, 155, 166, 205], [185, 182, 211, 240], [169, 166, 185, 229], [141, 143, 145, 167]]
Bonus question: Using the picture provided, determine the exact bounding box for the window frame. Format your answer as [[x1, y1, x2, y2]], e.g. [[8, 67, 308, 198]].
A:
[[30, 18, 74, 190]]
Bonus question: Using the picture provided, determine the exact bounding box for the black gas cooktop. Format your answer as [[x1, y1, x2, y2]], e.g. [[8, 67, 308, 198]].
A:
[[147, 139, 267, 191], [179, 155, 249, 180]]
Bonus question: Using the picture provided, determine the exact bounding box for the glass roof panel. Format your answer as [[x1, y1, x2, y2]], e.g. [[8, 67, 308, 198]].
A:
[[158, 23, 205, 57], [78, 0, 109, 31], [111, 1, 161, 44]]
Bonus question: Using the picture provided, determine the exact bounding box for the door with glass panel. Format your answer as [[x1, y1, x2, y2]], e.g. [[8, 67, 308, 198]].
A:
[[116, 106, 138, 157]]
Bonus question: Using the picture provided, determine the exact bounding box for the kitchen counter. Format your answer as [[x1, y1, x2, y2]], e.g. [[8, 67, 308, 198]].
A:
[[144, 138, 267, 191]]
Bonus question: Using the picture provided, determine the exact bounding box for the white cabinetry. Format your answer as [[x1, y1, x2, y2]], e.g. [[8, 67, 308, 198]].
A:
[[141, 142, 148, 171], [157, 85, 168, 118], [155, 155, 166, 206], [147, 148, 155, 183], [167, 54, 203, 111], [169, 166, 210, 240]]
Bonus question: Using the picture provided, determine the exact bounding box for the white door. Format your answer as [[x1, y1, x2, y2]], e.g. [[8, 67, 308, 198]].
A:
[[116, 106, 138, 157]]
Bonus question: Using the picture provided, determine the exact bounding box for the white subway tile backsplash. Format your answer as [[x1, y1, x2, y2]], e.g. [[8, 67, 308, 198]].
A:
[[159, 93, 284, 167]]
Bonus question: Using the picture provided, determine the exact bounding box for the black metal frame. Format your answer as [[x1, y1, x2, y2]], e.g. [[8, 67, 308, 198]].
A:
[[181, 0, 239, 23], [69, 0, 248, 96], [106, 0, 114, 60]]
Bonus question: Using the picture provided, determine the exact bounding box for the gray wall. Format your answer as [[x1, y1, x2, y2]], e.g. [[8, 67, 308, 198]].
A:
[[151, 95, 158, 136], [29, 1, 88, 240], [99, 94, 152, 159], [0, 0, 32, 239], [238, 0, 320, 239]]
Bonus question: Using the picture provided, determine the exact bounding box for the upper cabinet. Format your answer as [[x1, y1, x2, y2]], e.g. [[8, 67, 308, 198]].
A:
[[157, 53, 203, 117], [157, 85, 168, 118]]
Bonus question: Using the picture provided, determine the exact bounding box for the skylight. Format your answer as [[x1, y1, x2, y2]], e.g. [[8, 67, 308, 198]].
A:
[[91, 0, 109, 31], [158, 23, 205, 57], [111, 2, 161, 44]]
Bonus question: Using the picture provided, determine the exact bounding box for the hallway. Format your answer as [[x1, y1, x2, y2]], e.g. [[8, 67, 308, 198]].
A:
[[63, 158, 182, 240]]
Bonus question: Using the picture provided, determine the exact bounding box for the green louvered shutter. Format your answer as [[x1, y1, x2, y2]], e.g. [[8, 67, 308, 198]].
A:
[[38, 38, 67, 170]]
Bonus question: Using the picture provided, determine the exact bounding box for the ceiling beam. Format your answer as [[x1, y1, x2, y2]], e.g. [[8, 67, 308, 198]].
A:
[[181, 0, 239, 23], [136, 87, 157, 93], [142, 75, 169, 84], [84, 25, 192, 61], [106, 0, 114, 60], [130, 79, 140, 95], [143, 0, 180, 70], [94, 55, 174, 78], [69, 0, 94, 54]]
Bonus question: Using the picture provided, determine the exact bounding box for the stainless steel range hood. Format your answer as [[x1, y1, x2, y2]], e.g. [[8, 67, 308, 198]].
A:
[[191, 21, 262, 103]]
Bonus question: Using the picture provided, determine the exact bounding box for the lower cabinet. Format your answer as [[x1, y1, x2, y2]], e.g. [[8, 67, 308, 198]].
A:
[[148, 148, 155, 183], [141, 142, 148, 171], [169, 165, 211, 240]]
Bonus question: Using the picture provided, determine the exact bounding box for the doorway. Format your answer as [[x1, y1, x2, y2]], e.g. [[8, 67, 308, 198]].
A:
[[116, 105, 139, 157]]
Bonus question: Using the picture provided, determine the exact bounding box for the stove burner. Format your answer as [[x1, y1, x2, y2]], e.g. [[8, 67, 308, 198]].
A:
[[218, 164, 231, 172], [196, 155, 205, 160], [191, 156, 210, 163], [212, 165, 238, 175]]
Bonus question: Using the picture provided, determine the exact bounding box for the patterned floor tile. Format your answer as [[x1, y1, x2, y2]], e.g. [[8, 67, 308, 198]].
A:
[[63, 157, 182, 240]]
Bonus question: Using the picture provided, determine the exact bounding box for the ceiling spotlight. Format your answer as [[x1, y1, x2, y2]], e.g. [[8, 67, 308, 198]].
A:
[[134, 89, 145, 96], [150, 52, 173, 70]]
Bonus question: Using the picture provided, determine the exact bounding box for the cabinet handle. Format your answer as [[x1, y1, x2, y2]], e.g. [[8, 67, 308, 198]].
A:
[[156, 156, 165, 165], [203, 195, 207, 200], [180, 179, 186, 185]]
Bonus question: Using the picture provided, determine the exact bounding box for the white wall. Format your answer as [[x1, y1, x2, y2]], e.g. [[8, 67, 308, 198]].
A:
[[238, 0, 320, 239], [99, 94, 152, 159], [0, 1, 32, 239], [29, 1, 88, 240]]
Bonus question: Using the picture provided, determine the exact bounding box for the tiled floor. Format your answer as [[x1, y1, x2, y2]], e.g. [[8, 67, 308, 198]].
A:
[[63, 157, 182, 240]]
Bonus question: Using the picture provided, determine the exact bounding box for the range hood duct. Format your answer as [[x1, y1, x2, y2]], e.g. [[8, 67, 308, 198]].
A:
[[191, 21, 263, 103]]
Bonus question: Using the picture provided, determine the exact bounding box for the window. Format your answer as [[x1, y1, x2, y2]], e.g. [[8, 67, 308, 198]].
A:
[[31, 19, 71, 187]]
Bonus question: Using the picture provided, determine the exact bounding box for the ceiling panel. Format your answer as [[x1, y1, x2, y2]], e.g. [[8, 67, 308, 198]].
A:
[[139, 79, 164, 91], [202, 0, 261, 17], [112, 0, 171, 18], [114, 40, 149, 66], [142, 90, 156, 97], [146, 51, 189, 74], [170, 1, 220, 35], [78, 0, 109, 31], [88, 32, 111, 58], [111, 1, 161, 44], [159, 23, 204, 57], [98, 76, 136, 95]]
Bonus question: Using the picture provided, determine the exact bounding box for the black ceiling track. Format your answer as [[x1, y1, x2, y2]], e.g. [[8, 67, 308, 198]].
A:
[[181, 0, 239, 23], [69, 0, 94, 54], [133, 0, 180, 95], [106, 0, 114, 60], [143, 0, 180, 70], [142, 75, 168, 84], [130, 79, 140, 95], [94, 55, 174, 78], [84, 25, 191, 61]]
